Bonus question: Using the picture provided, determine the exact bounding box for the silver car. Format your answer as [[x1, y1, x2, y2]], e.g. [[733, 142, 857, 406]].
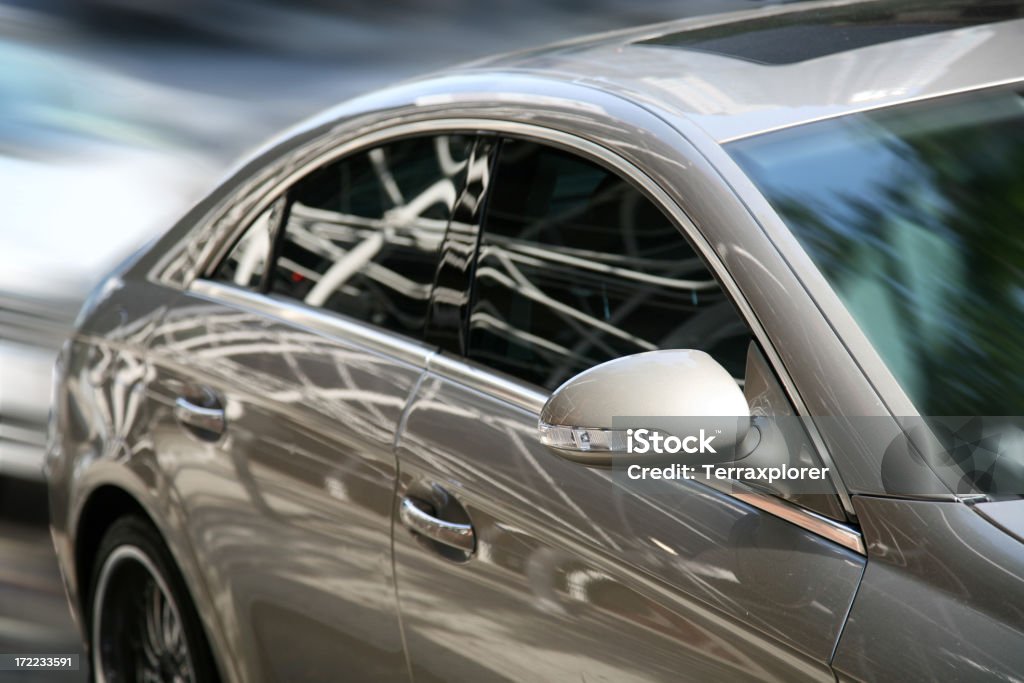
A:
[[48, 2, 1024, 681]]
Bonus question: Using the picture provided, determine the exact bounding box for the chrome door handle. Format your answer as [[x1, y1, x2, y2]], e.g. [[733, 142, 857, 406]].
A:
[[174, 396, 226, 440], [399, 497, 475, 553]]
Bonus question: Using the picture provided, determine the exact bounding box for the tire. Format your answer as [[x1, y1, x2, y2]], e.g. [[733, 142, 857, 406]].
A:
[[88, 516, 219, 683]]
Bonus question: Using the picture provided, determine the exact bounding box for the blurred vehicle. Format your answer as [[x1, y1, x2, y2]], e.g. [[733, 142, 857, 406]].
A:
[[48, 1, 1024, 681]]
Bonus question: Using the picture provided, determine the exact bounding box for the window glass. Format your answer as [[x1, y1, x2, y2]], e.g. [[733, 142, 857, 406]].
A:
[[727, 88, 1024, 418], [467, 139, 751, 391], [728, 87, 1024, 496], [214, 203, 276, 289], [272, 135, 473, 339]]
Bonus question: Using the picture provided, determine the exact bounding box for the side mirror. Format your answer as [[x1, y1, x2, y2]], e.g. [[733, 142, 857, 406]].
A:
[[538, 350, 753, 466]]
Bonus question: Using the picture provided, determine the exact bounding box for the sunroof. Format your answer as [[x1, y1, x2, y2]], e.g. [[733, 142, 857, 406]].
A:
[[636, 0, 1024, 65]]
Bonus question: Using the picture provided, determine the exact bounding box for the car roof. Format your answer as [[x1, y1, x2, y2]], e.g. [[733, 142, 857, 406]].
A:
[[454, 0, 1024, 143]]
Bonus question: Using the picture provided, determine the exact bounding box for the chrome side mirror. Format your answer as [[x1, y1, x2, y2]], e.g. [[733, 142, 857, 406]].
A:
[[538, 350, 752, 466]]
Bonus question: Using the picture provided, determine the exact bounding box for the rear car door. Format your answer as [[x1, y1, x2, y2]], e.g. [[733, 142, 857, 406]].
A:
[[144, 134, 475, 682], [393, 137, 864, 682]]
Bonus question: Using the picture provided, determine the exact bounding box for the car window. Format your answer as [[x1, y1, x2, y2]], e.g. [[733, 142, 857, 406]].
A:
[[466, 139, 752, 391], [268, 134, 474, 340], [728, 87, 1024, 497], [213, 201, 279, 289], [729, 88, 1024, 418]]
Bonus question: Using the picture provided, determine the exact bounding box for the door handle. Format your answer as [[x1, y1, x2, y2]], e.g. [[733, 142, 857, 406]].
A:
[[399, 497, 475, 553], [174, 396, 226, 441]]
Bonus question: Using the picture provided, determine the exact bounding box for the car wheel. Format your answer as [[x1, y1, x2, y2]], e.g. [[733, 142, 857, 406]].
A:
[[89, 516, 218, 683]]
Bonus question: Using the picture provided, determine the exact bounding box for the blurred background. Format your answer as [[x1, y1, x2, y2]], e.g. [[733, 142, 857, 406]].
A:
[[0, 0, 791, 678]]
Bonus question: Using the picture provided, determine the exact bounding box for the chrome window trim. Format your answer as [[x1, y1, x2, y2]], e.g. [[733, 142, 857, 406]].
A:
[[188, 114, 857, 531], [427, 353, 547, 414], [701, 478, 865, 555], [188, 279, 434, 368]]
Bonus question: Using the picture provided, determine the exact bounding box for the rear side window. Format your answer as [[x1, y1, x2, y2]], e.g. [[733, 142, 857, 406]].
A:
[[466, 139, 751, 391], [270, 135, 473, 340], [213, 200, 280, 289]]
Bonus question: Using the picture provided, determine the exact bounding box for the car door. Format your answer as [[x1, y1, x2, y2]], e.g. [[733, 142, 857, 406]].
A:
[[392, 137, 865, 682], [144, 133, 476, 682]]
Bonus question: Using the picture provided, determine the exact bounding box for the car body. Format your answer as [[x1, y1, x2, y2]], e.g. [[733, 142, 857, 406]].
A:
[[47, 1, 1024, 681]]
